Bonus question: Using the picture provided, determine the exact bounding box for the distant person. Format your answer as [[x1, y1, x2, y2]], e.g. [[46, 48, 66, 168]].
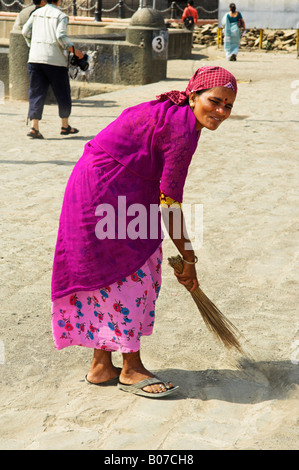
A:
[[182, 1, 198, 30], [13, 0, 46, 32], [22, 0, 84, 139], [222, 2, 245, 61]]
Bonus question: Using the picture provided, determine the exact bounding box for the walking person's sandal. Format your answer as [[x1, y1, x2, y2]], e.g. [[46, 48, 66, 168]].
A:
[[61, 125, 79, 135], [27, 128, 44, 139], [118, 376, 179, 398]]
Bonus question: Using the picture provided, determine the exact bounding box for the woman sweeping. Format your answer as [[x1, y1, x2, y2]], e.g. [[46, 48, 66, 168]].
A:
[[51, 66, 237, 398], [222, 3, 245, 61]]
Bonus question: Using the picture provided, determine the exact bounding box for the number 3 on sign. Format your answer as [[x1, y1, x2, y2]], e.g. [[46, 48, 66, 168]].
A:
[[152, 35, 165, 52]]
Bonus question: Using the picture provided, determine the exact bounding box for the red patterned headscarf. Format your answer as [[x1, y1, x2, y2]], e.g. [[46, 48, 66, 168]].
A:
[[157, 66, 237, 105]]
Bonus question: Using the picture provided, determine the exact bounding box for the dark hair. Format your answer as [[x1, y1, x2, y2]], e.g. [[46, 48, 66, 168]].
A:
[[33, 0, 42, 4], [188, 1, 194, 6], [196, 88, 211, 96], [229, 3, 236, 12]]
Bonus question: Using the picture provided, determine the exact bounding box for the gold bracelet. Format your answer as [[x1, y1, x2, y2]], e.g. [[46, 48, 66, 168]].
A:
[[182, 255, 198, 265]]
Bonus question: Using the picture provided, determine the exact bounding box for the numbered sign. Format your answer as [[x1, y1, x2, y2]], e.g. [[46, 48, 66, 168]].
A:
[[152, 30, 168, 59], [152, 35, 165, 53]]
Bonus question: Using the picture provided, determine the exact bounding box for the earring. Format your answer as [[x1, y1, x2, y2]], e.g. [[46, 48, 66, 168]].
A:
[[190, 101, 195, 108]]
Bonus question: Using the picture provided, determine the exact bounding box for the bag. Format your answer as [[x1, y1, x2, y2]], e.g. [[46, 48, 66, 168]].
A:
[[184, 15, 194, 29], [184, 9, 194, 30]]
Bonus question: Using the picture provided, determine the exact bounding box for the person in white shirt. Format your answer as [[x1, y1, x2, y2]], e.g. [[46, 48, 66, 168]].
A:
[[22, 0, 84, 139], [13, 0, 47, 32]]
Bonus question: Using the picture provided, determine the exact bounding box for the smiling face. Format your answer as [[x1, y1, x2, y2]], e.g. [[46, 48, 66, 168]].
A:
[[189, 87, 236, 131]]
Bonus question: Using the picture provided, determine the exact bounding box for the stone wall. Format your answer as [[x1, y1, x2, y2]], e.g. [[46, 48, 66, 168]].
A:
[[0, 45, 9, 97], [3, 8, 192, 99], [0, 0, 219, 19], [170, 22, 298, 52]]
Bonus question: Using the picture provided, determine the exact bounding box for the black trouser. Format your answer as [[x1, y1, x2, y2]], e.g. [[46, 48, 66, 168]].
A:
[[28, 63, 72, 120]]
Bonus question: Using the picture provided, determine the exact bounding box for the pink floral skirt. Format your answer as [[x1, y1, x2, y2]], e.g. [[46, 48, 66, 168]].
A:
[[51, 245, 162, 353]]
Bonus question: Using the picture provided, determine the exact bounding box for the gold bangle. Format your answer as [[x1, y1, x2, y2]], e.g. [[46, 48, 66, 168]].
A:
[[182, 255, 198, 265]]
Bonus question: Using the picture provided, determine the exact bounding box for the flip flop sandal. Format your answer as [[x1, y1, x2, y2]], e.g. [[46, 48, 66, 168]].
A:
[[118, 377, 179, 398], [27, 128, 44, 139], [85, 374, 120, 387], [61, 125, 79, 135]]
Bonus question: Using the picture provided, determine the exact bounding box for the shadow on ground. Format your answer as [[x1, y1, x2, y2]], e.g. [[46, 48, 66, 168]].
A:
[[155, 360, 299, 403]]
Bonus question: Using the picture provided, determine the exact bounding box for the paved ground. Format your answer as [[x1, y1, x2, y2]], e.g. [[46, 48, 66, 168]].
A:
[[0, 46, 298, 450]]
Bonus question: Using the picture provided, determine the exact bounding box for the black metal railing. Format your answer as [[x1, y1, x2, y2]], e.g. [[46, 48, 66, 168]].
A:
[[0, 0, 218, 20]]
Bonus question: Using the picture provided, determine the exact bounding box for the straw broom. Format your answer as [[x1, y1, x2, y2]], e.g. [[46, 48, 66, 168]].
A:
[[168, 254, 244, 353]]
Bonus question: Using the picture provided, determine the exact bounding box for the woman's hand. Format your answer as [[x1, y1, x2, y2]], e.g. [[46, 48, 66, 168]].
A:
[[174, 262, 199, 292]]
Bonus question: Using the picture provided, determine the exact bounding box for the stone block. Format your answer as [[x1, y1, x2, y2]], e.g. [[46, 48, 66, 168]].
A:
[[0, 46, 9, 97], [9, 31, 29, 100], [168, 29, 192, 59], [70, 8, 169, 86]]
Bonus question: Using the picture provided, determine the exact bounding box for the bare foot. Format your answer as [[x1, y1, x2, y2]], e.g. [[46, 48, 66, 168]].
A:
[[86, 349, 120, 384], [87, 364, 121, 384], [120, 351, 174, 394]]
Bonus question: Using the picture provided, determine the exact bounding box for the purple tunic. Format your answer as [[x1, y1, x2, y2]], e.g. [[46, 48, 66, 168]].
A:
[[51, 99, 200, 301]]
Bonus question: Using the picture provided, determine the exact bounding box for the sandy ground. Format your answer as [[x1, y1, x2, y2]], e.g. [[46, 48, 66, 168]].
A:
[[0, 46, 298, 450]]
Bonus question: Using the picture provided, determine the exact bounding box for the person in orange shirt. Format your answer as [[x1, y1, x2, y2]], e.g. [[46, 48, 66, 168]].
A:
[[182, 1, 198, 30]]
